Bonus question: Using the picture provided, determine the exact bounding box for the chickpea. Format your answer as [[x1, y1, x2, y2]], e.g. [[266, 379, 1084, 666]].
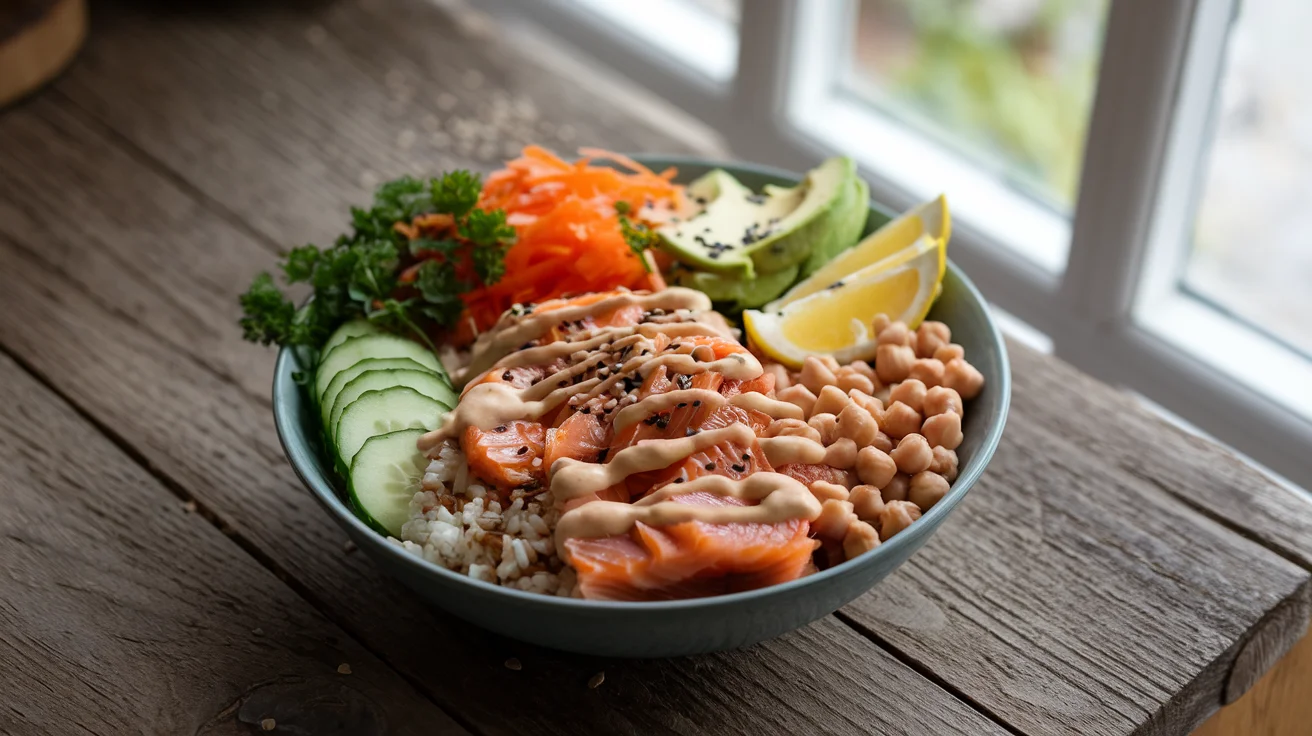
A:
[[835, 402, 879, 446], [848, 390, 885, 424], [933, 343, 965, 363], [823, 438, 860, 470], [879, 500, 922, 541], [877, 321, 911, 347], [888, 378, 927, 413], [908, 471, 950, 510], [808, 412, 840, 446], [799, 356, 838, 396], [871, 313, 892, 337], [813, 498, 857, 541], [843, 520, 881, 561], [871, 430, 893, 454], [907, 358, 946, 388], [906, 330, 919, 356], [882, 472, 910, 501], [875, 343, 916, 384], [849, 484, 886, 522], [836, 368, 876, 396], [916, 321, 951, 359], [812, 385, 850, 418], [922, 411, 963, 450], [881, 400, 922, 439], [930, 446, 958, 482], [763, 362, 792, 390], [810, 480, 850, 503], [847, 360, 877, 383], [855, 447, 896, 490], [890, 433, 933, 475], [762, 418, 822, 444], [777, 385, 818, 418], [816, 355, 842, 373], [942, 358, 985, 400], [922, 386, 963, 418]]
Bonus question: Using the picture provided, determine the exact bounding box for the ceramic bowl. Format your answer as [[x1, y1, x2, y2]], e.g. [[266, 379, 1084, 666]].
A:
[[273, 156, 1011, 658]]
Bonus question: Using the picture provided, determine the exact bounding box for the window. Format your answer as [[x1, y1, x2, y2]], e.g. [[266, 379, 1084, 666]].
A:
[[489, 0, 1312, 489], [1183, 0, 1312, 359], [846, 0, 1106, 210]]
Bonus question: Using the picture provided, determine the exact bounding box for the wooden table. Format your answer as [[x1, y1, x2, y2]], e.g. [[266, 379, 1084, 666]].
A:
[[2, 1, 1310, 734]]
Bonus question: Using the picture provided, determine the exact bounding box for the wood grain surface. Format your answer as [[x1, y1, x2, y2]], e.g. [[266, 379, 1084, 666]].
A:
[[0, 0, 1309, 734], [0, 352, 466, 735], [0, 65, 1003, 736]]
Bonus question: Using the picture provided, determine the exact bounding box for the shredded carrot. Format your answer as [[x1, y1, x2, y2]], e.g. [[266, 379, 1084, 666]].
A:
[[454, 146, 683, 340]]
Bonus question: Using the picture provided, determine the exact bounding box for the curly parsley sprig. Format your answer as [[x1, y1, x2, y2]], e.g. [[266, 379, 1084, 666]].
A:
[[239, 171, 513, 350]]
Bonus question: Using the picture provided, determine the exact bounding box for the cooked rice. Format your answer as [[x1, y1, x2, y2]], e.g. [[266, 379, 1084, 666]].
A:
[[391, 440, 576, 596]]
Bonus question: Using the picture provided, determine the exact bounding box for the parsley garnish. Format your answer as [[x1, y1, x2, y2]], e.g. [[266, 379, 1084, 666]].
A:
[[239, 171, 513, 349]]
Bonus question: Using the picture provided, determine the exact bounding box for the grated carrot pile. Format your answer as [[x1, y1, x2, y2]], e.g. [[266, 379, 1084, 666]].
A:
[[456, 146, 683, 340]]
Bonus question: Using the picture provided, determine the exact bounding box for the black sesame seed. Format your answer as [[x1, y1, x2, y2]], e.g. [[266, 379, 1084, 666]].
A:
[[731, 464, 745, 473], [581, 407, 591, 414], [597, 448, 610, 463], [742, 453, 750, 461], [674, 477, 685, 483], [495, 425, 507, 433], [692, 400, 702, 407], [677, 403, 687, 409], [517, 446, 528, 455], [704, 462, 715, 471]]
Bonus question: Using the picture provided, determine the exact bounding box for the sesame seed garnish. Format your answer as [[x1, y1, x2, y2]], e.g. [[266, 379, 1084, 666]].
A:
[[731, 464, 746, 473], [505, 658, 523, 671], [588, 671, 606, 689], [502, 370, 513, 381], [704, 462, 715, 471], [517, 446, 528, 455], [495, 425, 507, 433], [673, 477, 685, 483]]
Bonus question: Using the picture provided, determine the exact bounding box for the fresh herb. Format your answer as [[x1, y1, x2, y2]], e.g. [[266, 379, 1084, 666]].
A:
[[618, 214, 660, 273], [239, 171, 513, 349]]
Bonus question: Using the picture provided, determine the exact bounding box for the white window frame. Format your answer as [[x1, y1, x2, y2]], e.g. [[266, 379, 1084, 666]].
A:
[[481, 0, 1312, 489]]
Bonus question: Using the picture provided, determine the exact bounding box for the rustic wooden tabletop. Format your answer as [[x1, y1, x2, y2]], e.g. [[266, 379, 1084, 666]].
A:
[[2, 1, 1310, 734]]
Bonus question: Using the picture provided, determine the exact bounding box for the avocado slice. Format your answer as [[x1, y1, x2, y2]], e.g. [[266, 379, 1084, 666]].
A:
[[673, 263, 800, 310], [658, 157, 860, 278], [801, 176, 869, 277]]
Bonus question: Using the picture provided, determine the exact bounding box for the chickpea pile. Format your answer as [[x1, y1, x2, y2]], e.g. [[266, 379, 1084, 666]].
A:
[[766, 316, 984, 565]]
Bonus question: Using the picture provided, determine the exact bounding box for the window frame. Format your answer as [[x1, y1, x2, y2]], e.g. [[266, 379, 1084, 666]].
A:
[[481, 0, 1312, 489]]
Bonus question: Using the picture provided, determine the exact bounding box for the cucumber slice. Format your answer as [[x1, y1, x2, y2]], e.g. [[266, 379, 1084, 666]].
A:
[[321, 320, 378, 359], [319, 357, 435, 427], [335, 387, 446, 467], [314, 334, 442, 403], [348, 428, 427, 536], [329, 369, 455, 442]]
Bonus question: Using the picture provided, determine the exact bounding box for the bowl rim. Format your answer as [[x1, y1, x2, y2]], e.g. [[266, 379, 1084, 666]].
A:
[[272, 154, 1012, 612]]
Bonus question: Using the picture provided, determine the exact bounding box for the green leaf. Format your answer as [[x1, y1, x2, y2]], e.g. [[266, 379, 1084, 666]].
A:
[[618, 215, 659, 273], [238, 272, 298, 345], [431, 170, 482, 217]]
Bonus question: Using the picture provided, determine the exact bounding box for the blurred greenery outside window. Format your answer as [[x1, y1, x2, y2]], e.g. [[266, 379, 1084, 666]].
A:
[[848, 0, 1108, 209]]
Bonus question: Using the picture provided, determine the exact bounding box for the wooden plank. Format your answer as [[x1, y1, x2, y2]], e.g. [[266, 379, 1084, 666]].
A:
[[1007, 347, 1312, 569], [0, 353, 466, 735], [1194, 625, 1312, 736], [0, 84, 1005, 736], [839, 401, 1311, 735]]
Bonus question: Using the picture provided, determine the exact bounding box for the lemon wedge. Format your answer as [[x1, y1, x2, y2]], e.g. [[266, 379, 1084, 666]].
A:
[[767, 194, 950, 311], [743, 239, 944, 368]]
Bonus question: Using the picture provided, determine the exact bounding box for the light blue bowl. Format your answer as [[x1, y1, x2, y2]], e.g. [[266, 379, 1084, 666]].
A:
[[272, 157, 1011, 658]]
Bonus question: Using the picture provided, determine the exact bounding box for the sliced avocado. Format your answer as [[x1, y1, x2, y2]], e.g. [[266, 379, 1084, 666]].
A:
[[801, 176, 869, 277], [673, 263, 799, 310], [657, 157, 859, 278]]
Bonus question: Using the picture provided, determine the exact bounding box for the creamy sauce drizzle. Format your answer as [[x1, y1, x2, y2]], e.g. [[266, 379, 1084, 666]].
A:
[[421, 288, 826, 545], [729, 393, 805, 420], [459, 288, 713, 384], [612, 389, 726, 433], [553, 474, 821, 543], [758, 436, 828, 466]]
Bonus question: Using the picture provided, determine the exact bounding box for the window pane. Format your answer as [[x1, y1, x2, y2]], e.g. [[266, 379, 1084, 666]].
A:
[[848, 0, 1107, 207], [567, 0, 739, 81], [1184, 0, 1312, 357]]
